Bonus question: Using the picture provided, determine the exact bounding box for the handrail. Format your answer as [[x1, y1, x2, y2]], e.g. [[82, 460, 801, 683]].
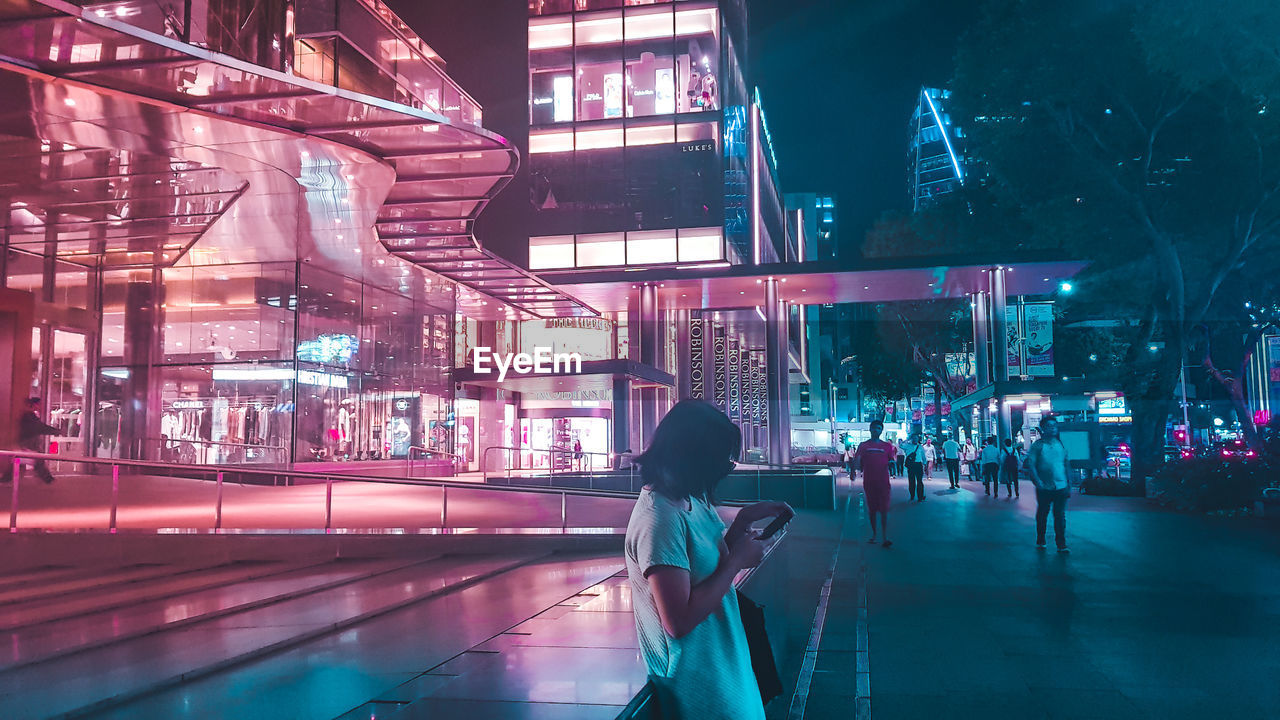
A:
[[0, 449, 651, 535], [148, 430, 284, 448], [146, 437, 289, 466], [481, 445, 614, 487], [406, 445, 464, 478]]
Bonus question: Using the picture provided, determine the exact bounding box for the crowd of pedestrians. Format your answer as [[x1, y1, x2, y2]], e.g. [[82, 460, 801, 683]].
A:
[[845, 415, 1072, 553]]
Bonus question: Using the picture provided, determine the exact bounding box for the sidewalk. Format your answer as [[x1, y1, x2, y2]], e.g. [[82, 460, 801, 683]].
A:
[[803, 474, 1280, 720]]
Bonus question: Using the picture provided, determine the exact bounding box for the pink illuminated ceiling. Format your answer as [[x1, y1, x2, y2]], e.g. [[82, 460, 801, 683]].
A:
[[547, 261, 1090, 312]]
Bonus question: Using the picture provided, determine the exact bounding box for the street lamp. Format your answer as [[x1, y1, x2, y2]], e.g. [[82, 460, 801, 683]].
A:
[[1059, 281, 1074, 294]]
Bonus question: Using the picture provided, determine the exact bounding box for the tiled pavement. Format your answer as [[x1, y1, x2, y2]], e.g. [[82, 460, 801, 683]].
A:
[[802, 473, 1280, 720]]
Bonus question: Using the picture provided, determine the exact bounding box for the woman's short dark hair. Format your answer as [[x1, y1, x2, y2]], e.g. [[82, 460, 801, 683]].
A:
[[635, 399, 741, 503]]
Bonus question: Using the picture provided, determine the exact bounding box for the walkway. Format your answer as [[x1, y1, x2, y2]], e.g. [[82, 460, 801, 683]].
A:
[[802, 474, 1280, 720]]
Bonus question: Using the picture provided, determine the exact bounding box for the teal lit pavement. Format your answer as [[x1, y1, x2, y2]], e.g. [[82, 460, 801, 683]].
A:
[[799, 474, 1280, 720]]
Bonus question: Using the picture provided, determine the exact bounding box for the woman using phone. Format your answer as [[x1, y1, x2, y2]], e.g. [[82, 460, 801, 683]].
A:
[[625, 400, 793, 720]]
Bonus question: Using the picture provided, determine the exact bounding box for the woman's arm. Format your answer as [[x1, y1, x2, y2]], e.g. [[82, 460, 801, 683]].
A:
[[646, 535, 764, 639]]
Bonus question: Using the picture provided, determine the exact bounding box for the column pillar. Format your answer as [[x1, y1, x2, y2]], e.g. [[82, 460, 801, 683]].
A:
[[674, 309, 691, 399], [121, 268, 163, 459], [633, 283, 662, 446], [989, 268, 1010, 442], [990, 268, 1009, 383], [972, 291, 991, 387], [764, 278, 789, 464], [612, 376, 631, 467], [638, 283, 659, 368]]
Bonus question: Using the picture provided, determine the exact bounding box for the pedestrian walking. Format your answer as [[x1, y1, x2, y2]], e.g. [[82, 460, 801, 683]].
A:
[[900, 433, 927, 502], [625, 399, 793, 720], [1027, 415, 1071, 552], [1000, 439, 1023, 498], [844, 442, 857, 477], [942, 435, 961, 488], [962, 437, 977, 480], [1, 397, 59, 484], [979, 436, 1001, 495], [923, 438, 937, 478], [852, 419, 897, 546], [894, 438, 906, 477]]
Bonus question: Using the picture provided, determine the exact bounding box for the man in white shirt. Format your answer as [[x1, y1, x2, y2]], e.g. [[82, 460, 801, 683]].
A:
[[1026, 415, 1072, 553], [942, 436, 962, 489]]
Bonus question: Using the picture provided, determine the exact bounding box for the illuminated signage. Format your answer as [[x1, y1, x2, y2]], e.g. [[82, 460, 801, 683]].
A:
[[553, 75, 573, 122], [689, 312, 705, 399], [171, 400, 205, 409], [472, 346, 583, 382], [297, 334, 357, 364], [752, 350, 767, 427], [727, 336, 740, 420], [712, 323, 727, 412], [1098, 396, 1127, 416]]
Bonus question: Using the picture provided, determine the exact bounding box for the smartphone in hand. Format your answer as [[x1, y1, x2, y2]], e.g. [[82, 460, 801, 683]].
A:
[[757, 513, 791, 540]]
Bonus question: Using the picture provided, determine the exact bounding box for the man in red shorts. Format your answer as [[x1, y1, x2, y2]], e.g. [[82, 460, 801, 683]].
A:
[[853, 419, 898, 547]]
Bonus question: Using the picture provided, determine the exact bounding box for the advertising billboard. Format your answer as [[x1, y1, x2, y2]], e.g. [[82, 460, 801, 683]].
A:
[[1023, 302, 1055, 377]]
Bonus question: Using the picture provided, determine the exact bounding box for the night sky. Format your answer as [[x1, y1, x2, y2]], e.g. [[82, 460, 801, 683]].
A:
[[749, 0, 983, 253]]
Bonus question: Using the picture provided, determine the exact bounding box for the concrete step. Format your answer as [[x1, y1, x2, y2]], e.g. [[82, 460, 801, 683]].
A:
[[0, 553, 547, 720]]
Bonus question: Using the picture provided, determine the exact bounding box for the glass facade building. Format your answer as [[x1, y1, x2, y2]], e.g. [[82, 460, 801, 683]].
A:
[[525, 0, 782, 271], [0, 0, 538, 467], [909, 87, 968, 211]]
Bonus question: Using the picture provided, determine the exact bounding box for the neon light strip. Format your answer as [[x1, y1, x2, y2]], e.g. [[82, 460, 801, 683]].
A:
[[751, 102, 761, 265], [796, 206, 805, 262], [922, 90, 964, 184]]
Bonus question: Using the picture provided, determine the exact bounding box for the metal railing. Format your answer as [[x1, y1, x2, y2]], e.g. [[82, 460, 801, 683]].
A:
[[0, 449, 651, 534], [405, 446, 464, 477], [477, 446, 832, 500], [147, 437, 289, 465], [481, 445, 617, 487]]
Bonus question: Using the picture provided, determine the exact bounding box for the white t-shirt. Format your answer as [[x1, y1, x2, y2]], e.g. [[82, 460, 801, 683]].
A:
[[1028, 439, 1070, 490], [980, 444, 1001, 464]]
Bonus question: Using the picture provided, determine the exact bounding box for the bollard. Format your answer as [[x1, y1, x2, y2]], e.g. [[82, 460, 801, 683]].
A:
[[561, 491, 568, 532], [109, 464, 119, 533], [215, 471, 224, 529], [324, 476, 333, 531], [440, 484, 448, 529], [9, 456, 20, 532]]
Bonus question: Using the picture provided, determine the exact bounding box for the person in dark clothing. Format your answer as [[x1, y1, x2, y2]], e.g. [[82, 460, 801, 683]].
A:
[[3, 397, 59, 483]]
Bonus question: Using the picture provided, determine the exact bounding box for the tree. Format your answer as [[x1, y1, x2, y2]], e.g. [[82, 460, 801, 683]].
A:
[[849, 300, 972, 434], [950, 0, 1280, 487], [1196, 283, 1280, 446]]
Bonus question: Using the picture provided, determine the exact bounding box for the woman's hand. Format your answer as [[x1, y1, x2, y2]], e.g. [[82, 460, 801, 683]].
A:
[[726, 501, 791, 545], [728, 530, 766, 570]]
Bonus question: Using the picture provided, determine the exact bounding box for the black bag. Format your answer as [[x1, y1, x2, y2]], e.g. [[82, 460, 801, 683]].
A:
[[737, 590, 784, 705], [644, 674, 682, 720]]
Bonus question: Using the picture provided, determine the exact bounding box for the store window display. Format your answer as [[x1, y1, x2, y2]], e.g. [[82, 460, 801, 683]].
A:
[[529, 4, 721, 124]]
